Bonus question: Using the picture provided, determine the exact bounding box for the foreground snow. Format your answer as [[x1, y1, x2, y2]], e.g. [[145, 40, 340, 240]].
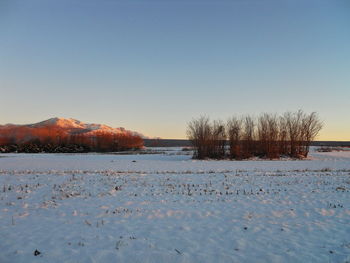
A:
[[0, 148, 349, 262]]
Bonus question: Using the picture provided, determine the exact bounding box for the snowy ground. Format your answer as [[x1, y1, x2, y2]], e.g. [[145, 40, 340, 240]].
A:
[[0, 147, 349, 263]]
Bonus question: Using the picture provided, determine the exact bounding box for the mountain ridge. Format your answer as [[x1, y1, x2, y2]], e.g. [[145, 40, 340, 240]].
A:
[[0, 117, 145, 138]]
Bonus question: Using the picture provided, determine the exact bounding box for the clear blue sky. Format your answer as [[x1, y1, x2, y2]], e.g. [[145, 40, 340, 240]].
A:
[[1, 0, 349, 139]]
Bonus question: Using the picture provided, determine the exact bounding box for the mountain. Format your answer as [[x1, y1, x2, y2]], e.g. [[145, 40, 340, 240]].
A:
[[0, 118, 145, 152], [0, 117, 143, 137]]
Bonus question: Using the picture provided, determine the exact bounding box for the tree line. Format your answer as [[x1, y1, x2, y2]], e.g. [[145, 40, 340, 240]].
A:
[[187, 110, 322, 160], [0, 127, 143, 153]]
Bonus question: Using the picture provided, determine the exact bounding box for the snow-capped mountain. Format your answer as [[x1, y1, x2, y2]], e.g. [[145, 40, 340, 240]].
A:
[[0, 117, 144, 138]]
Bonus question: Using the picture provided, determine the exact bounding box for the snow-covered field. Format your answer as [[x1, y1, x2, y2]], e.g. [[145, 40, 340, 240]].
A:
[[0, 148, 349, 263]]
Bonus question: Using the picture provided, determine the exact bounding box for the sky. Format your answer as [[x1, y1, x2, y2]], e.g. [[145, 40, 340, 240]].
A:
[[0, 0, 349, 140]]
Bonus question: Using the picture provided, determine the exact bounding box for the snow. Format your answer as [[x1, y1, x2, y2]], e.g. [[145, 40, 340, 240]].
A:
[[30, 117, 84, 129], [0, 147, 349, 262]]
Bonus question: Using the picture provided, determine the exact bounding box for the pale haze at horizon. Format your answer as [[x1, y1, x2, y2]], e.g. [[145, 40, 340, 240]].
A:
[[0, 0, 349, 140]]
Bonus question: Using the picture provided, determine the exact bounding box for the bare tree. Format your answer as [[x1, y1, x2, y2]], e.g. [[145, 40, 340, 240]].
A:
[[266, 114, 279, 158], [283, 110, 304, 158], [278, 116, 288, 156], [227, 117, 242, 159], [257, 114, 269, 157], [301, 112, 323, 157], [242, 116, 256, 158], [211, 119, 226, 158], [187, 116, 212, 159], [257, 113, 279, 158]]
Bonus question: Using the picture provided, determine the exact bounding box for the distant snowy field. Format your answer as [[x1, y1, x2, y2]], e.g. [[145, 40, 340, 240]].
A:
[[0, 147, 349, 263]]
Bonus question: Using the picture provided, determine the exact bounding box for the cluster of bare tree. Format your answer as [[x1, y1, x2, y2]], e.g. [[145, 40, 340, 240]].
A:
[[187, 110, 322, 160], [68, 131, 144, 152], [0, 127, 144, 153]]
